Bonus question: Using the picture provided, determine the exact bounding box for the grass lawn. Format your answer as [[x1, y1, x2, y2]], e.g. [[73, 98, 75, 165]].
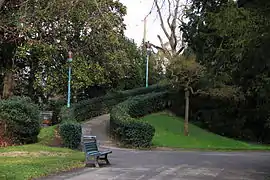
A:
[[142, 112, 270, 151], [0, 126, 84, 180]]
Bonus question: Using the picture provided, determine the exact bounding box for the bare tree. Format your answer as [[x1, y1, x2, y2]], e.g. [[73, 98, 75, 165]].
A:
[[149, 0, 188, 58]]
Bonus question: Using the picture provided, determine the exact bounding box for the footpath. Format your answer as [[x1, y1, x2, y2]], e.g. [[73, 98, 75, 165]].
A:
[[81, 114, 116, 148], [40, 114, 270, 180]]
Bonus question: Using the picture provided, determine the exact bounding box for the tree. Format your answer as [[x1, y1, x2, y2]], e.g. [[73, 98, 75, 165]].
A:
[[182, 0, 270, 141], [167, 54, 205, 136], [183, 0, 270, 97], [0, 0, 24, 99], [146, 0, 187, 58], [103, 36, 145, 90], [1, 0, 140, 102]]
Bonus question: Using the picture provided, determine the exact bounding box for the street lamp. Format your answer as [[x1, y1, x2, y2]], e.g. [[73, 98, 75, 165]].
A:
[[67, 51, 72, 108], [145, 41, 151, 88]]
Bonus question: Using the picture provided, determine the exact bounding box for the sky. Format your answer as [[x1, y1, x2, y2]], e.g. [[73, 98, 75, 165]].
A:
[[119, 0, 166, 47]]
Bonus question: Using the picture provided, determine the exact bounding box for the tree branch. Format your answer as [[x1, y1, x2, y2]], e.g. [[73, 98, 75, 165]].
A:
[[157, 35, 166, 50], [157, 35, 171, 57], [170, 0, 180, 52], [176, 46, 185, 55], [154, 0, 170, 40], [149, 41, 171, 57], [172, 0, 180, 29], [167, 15, 171, 29], [168, 0, 172, 18], [149, 42, 164, 52]]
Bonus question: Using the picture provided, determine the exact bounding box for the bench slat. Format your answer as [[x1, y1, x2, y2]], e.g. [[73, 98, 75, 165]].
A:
[[99, 151, 112, 155], [84, 141, 98, 152]]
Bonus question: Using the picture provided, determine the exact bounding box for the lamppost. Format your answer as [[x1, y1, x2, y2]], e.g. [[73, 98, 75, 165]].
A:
[[67, 51, 72, 108], [145, 41, 151, 88]]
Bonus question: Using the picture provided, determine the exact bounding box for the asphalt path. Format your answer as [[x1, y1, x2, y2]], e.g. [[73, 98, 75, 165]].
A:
[[43, 147, 270, 180], [41, 114, 270, 180]]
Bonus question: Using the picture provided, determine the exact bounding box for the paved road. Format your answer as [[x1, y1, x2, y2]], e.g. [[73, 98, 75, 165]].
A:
[[41, 115, 270, 180], [44, 147, 270, 180]]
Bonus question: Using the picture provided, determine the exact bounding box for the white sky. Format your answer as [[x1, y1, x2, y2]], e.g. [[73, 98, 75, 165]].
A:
[[119, 0, 166, 47]]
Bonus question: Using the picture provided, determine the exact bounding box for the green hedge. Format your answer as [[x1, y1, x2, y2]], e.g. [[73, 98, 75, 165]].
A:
[[120, 83, 169, 97], [57, 84, 169, 149], [0, 96, 41, 145], [110, 91, 169, 148], [60, 83, 169, 122], [59, 121, 82, 149]]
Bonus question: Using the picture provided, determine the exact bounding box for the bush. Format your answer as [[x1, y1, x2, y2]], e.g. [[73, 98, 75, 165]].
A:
[[47, 99, 66, 125], [59, 106, 75, 123], [0, 96, 41, 145], [60, 83, 170, 122], [59, 121, 82, 149], [110, 91, 169, 148]]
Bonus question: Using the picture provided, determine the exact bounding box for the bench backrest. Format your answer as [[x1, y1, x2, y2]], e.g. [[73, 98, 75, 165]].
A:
[[84, 139, 98, 152]]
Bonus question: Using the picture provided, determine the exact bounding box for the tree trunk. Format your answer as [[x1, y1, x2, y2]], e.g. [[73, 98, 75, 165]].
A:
[[2, 69, 14, 99], [0, 0, 5, 9], [28, 61, 38, 100], [184, 88, 190, 136]]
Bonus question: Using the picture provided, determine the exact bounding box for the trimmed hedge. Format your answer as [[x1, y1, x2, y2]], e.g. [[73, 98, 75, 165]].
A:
[[110, 91, 170, 148], [57, 84, 169, 149], [59, 121, 82, 149], [0, 96, 41, 145], [60, 83, 169, 122], [120, 83, 169, 97]]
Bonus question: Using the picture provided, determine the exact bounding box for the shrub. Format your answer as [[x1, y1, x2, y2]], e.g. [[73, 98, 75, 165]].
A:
[[47, 99, 66, 125], [0, 96, 41, 145], [59, 121, 82, 149], [59, 106, 75, 123], [110, 92, 169, 148]]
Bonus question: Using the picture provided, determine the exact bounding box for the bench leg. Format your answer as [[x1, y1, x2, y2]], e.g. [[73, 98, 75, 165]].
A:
[[94, 156, 100, 168], [85, 154, 92, 164], [99, 154, 111, 165], [85, 155, 88, 164], [105, 154, 110, 165]]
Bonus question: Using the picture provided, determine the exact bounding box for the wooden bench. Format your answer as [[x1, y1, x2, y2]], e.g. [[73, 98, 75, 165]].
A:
[[83, 137, 112, 167]]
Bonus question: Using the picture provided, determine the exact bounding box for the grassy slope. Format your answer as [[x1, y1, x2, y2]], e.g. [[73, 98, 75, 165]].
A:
[[0, 126, 84, 180], [142, 112, 270, 150]]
